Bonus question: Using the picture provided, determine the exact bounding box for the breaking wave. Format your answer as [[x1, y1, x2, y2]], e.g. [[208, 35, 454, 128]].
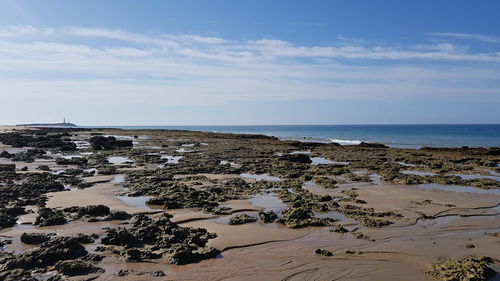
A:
[[329, 139, 362, 145]]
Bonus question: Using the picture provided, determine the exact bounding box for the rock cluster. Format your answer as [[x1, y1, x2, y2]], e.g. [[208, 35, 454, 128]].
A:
[[0, 234, 97, 279], [101, 214, 220, 265], [0, 130, 77, 151]]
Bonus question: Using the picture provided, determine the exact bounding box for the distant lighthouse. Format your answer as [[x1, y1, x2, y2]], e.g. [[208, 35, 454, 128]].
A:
[[63, 117, 66, 124]]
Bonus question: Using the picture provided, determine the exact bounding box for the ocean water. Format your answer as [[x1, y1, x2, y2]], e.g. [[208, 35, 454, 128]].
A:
[[89, 124, 500, 149]]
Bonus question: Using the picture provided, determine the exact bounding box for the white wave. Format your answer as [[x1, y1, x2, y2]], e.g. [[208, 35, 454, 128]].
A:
[[330, 139, 362, 145]]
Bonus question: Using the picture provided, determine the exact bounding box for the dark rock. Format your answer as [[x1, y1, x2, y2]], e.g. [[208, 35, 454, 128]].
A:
[[115, 269, 129, 276], [34, 208, 67, 226], [101, 214, 219, 265], [2, 236, 88, 270], [20, 233, 55, 245], [54, 260, 103, 276], [55, 157, 88, 165], [358, 142, 388, 148], [315, 249, 333, 256], [103, 211, 132, 221], [0, 212, 17, 229], [279, 154, 312, 164], [0, 164, 15, 172], [152, 271, 166, 277], [89, 136, 133, 150], [36, 165, 50, 171], [123, 248, 160, 262], [81, 253, 104, 262]]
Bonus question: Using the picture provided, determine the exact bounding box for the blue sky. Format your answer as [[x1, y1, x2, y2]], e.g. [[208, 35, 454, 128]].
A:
[[0, 0, 499, 125]]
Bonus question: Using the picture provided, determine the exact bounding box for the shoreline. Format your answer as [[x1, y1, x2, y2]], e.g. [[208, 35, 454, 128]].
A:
[[7, 124, 500, 149]]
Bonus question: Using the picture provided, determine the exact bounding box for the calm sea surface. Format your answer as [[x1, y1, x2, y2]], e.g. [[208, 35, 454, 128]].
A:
[[88, 124, 500, 149]]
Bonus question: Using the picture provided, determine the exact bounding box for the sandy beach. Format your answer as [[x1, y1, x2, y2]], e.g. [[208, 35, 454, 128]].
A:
[[0, 127, 499, 280]]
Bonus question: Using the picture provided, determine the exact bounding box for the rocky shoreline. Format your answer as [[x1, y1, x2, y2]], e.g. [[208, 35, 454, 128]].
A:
[[0, 126, 499, 280]]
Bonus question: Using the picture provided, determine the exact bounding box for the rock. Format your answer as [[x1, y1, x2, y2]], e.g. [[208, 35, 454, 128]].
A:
[[358, 142, 388, 148], [168, 245, 219, 265], [101, 228, 136, 247], [0, 268, 37, 281], [54, 260, 103, 276], [81, 253, 104, 262], [330, 224, 349, 233], [0, 130, 77, 150], [123, 248, 160, 262], [0, 164, 15, 172], [76, 205, 110, 217], [228, 214, 257, 225], [0, 212, 17, 229], [2, 236, 88, 270], [71, 233, 96, 244], [427, 256, 497, 281], [276, 207, 332, 228], [279, 154, 312, 164], [0, 151, 13, 158], [361, 217, 393, 228], [34, 208, 67, 226], [36, 165, 50, 171], [258, 210, 278, 223], [101, 214, 219, 265], [152, 271, 166, 277], [315, 249, 333, 256], [20, 233, 55, 245], [89, 136, 133, 150], [103, 211, 132, 221], [115, 269, 129, 276], [55, 157, 88, 165]]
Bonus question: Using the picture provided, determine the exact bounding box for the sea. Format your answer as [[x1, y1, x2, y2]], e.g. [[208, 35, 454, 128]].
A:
[[87, 124, 500, 149]]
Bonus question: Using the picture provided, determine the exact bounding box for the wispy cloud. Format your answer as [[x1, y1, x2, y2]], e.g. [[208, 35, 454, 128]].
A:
[[427, 32, 500, 43]]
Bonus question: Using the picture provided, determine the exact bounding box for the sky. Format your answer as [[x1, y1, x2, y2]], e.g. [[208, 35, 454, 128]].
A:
[[0, 0, 499, 125]]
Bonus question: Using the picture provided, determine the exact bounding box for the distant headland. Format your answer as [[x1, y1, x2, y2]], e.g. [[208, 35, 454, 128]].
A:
[[16, 118, 77, 128]]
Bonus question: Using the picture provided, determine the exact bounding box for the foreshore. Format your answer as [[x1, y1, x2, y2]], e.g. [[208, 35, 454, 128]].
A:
[[0, 126, 499, 281]]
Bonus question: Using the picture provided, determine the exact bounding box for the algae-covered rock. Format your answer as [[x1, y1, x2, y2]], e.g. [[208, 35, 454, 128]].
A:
[[427, 256, 497, 281], [228, 214, 257, 225], [101, 214, 219, 265], [259, 210, 278, 223]]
